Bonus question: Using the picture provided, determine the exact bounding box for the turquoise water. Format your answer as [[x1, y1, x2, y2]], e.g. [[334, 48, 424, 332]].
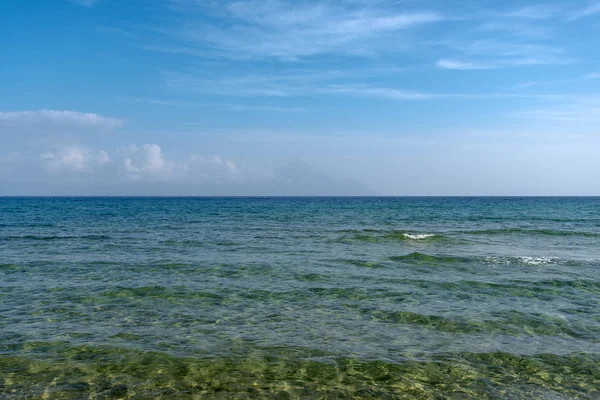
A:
[[1, 197, 599, 399]]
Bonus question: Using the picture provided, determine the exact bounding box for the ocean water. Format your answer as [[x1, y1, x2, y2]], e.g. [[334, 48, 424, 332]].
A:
[[1, 197, 599, 399]]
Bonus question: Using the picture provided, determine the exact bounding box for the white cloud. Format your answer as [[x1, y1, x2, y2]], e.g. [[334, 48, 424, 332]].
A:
[[117, 144, 241, 183], [187, 154, 241, 183], [0, 110, 123, 129], [41, 147, 110, 174], [34, 143, 245, 185], [118, 144, 178, 181]]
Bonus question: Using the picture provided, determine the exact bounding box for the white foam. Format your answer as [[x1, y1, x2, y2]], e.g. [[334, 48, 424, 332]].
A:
[[517, 256, 556, 266], [403, 233, 436, 240], [483, 256, 558, 266]]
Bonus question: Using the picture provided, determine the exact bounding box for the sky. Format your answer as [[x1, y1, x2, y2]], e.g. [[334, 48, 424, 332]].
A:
[[1, 0, 600, 195]]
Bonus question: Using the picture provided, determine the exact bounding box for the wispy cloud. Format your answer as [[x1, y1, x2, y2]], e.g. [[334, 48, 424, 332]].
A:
[[436, 59, 492, 70], [115, 1, 575, 81], [319, 85, 436, 100], [225, 105, 306, 112], [475, 22, 552, 39], [568, 2, 600, 20], [68, 0, 97, 7], [435, 38, 571, 70], [514, 72, 600, 88], [162, 65, 405, 98], [498, 5, 560, 19], [164, 71, 298, 97], [152, 0, 443, 59], [462, 39, 566, 60], [163, 68, 596, 102], [164, 68, 437, 100], [436, 56, 566, 70], [316, 88, 592, 101], [117, 97, 207, 107], [118, 97, 305, 112], [519, 98, 600, 125], [0, 110, 123, 129]]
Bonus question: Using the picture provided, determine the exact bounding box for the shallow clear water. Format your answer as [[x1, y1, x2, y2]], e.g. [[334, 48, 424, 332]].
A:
[[1, 197, 599, 399]]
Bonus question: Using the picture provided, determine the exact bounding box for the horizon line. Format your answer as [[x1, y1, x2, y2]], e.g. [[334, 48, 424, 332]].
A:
[[2, 195, 600, 199]]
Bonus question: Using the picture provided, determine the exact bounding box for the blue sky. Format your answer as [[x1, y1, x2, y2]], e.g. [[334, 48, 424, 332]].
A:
[[1, 0, 600, 195]]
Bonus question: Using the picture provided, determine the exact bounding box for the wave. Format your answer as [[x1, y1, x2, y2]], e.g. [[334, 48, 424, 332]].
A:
[[82, 235, 111, 240], [160, 239, 204, 247], [102, 286, 224, 301], [483, 256, 570, 267], [0, 235, 112, 241], [4, 235, 73, 241], [0, 223, 57, 228], [402, 233, 437, 240], [336, 227, 600, 241], [389, 252, 588, 267], [390, 252, 466, 264], [0, 235, 111, 241], [535, 278, 600, 292], [295, 273, 330, 282], [464, 228, 600, 238], [464, 216, 599, 223], [435, 278, 600, 299], [342, 259, 386, 268], [337, 230, 447, 243], [368, 308, 600, 339]]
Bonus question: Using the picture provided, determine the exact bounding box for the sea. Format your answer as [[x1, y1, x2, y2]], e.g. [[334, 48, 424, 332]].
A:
[[1, 197, 599, 399]]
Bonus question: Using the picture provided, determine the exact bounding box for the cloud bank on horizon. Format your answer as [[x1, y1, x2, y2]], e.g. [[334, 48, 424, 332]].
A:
[[1, 0, 600, 195]]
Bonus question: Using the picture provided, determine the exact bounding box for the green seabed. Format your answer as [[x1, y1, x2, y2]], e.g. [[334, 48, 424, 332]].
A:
[[2, 344, 599, 399]]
